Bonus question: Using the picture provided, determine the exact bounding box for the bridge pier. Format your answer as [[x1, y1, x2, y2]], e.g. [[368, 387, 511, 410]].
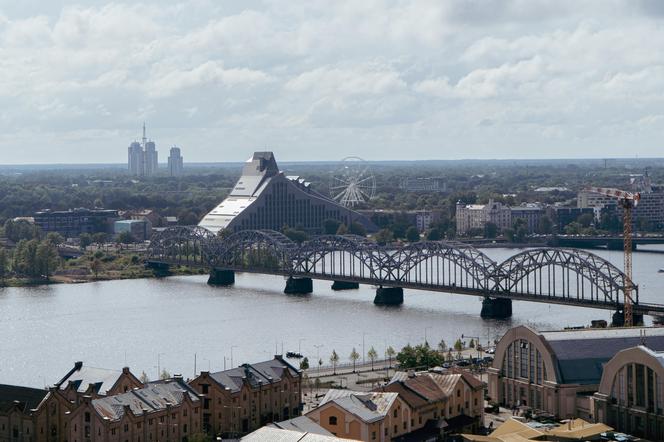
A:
[[207, 269, 235, 286], [611, 310, 644, 327], [284, 277, 313, 294], [480, 297, 512, 319], [145, 261, 172, 277], [331, 281, 360, 291], [374, 287, 403, 306]]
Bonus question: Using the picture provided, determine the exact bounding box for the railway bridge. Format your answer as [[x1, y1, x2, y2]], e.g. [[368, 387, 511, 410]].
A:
[[145, 227, 664, 325]]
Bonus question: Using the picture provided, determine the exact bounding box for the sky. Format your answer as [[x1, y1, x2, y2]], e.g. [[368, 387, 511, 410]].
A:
[[0, 0, 664, 164]]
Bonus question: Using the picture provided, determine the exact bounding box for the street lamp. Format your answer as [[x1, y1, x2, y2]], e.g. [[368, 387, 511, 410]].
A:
[[314, 344, 324, 376], [299, 338, 306, 354]]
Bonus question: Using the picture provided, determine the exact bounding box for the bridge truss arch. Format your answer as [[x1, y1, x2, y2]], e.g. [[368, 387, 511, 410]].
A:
[[206, 229, 298, 273], [147, 227, 640, 312], [388, 241, 497, 290], [147, 225, 215, 265], [493, 248, 634, 307], [292, 234, 389, 280]]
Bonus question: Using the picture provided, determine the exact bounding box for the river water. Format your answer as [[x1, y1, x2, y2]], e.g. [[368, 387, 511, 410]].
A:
[[1, 247, 663, 388]]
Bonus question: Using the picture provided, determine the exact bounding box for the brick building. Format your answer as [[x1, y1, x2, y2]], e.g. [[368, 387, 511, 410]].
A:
[[188, 356, 302, 438]]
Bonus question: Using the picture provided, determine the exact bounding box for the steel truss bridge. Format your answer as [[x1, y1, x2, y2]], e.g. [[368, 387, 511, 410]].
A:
[[146, 227, 664, 317]]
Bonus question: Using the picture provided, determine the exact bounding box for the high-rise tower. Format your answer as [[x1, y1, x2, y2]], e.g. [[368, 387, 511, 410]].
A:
[[168, 146, 184, 176], [127, 123, 158, 177]]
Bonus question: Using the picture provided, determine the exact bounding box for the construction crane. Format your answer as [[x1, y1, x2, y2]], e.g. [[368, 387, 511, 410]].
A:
[[585, 187, 641, 326]]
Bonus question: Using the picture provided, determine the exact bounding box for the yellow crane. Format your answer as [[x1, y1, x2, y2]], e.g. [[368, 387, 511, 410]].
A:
[[585, 187, 640, 326]]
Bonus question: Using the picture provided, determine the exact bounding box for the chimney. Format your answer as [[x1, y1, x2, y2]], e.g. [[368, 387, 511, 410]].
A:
[[122, 367, 130, 374], [407, 370, 416, 379], [74, 361, 83, 370]]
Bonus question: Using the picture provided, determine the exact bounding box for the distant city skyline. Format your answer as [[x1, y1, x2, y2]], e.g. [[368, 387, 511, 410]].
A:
[[1, 1, 664, 164]]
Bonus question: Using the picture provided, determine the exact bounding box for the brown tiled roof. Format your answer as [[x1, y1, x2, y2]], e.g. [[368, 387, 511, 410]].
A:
[[375, 382, 428, 409]]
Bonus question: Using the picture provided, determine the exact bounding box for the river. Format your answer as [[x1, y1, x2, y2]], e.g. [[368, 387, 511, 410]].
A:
[[1, 247, 663, 388]]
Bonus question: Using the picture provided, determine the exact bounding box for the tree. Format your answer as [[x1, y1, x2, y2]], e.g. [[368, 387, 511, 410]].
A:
[[349, 348, 360, 372], [14, 239, 39, 277], [299, 357, 310, 370], [405, 226, 420, 242], [45, 232, 64, 246], [385, 346, 396, 369], [438, 339, 447, 353], [537, 215, 553, 234], [484, 222, 498, 238], [397, 343, 442, 369], [367, 346, 378, 371], [0, 248, 8, 283], [469, 338, 475, 349], [330, 350, 339, 374], [282, 226, 309, 243], [117, 231, 135, 244], [349, 221, 367, 236], [139, 371, 149, 383], [372, 228, 391, 246], [160, 369, 171, 380], [564, 221, 582, 235], [36, 240, 59, 279], [336, 224, 348, 235], [577, 212, 594, 228], [396, 344, 418, 368], [79, 233, 93, 249], [92, 232, 107, 247], [3, 219, 40, 242], [454, 338, 463, 352], [323, 219, 342, 235], [90, 258, 103, 279], [427, 228, 442, 241]]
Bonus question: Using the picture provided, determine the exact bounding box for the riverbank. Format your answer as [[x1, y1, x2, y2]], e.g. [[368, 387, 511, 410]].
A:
[[0, 250, 206, 288]]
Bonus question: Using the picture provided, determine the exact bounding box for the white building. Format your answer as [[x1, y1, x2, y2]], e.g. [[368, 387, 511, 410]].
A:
[[168, 146, 184, 176], [456, 199, 511, 235], [127, 123, 158, 177]]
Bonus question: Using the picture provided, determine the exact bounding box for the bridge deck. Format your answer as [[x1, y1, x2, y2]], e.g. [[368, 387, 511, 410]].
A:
[[146, 260, 664, 315]]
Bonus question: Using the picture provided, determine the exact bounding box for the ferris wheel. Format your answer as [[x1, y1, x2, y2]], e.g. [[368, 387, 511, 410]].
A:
[[329, 157, 376, 207]]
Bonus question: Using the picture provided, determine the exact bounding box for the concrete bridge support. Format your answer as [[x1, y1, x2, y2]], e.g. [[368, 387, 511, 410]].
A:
[[208, 269, 235, 286], [611, 310, 644, 327], [374, 287, 404, 306], [145, 261, 172, 277], [284, 277, 313, 294], [331, 281, 360, 291], [480, 297, 512, 319]]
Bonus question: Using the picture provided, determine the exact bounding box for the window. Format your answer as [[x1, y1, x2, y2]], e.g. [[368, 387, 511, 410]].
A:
[[393, 425, 397, 433], [328, 416, 337, 426], [403, 422, 407, 430], [85, 412, 90, 423], [457, 390, 460, 397], [183, 409, 187, 417], [393, 409, 398, 417], [202, 384, 209, 394], [519, 340, 528, 378], [124, 424, 129, 432], [371, 431, 376, 440]]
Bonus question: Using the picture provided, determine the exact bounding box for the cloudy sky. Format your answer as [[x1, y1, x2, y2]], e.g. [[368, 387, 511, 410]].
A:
[[1, 0, 663, 164]]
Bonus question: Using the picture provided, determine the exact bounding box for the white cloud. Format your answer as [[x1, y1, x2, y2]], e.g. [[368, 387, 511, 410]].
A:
[[1, 0, 664, 163]]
